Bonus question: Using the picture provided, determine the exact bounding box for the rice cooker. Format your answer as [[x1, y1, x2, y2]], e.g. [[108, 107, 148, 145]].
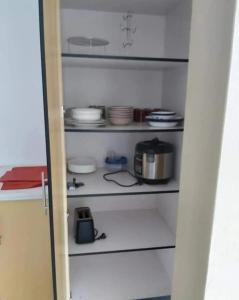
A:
[[134, 138, 174, 184]]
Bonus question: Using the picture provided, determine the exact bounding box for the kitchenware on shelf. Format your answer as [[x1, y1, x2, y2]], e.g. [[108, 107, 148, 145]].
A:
[[65, 117, 106, 127], [134, 138, 174, 184], [146, 115, 183, 128], [133, 108, 144, 122], [147, 120, 179, 127], [103, 170, 142, 187], [67, 36, 110, 47], [88, 105, 106, 119], [67, 178, 84, 191], [74, 207, 95, 244], [151, 110, 176, 115], [105, 151, 128, 171], [74, 207, 107, 244], [133, 108, 161, 122], [146, 109, 183, 127], [150, 110, 176, 119], [70, 108, 102, 121], [68, 157, 97, 174], [108, 106, 133, 125]]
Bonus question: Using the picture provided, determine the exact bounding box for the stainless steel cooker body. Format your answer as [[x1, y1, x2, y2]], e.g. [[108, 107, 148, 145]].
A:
[[135, 152, 173, 183]]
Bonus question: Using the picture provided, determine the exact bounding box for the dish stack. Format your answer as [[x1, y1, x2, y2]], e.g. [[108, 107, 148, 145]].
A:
[[146, 110, 184, 128], [108, 106, 133, 125], [65, 108, 105, 127]]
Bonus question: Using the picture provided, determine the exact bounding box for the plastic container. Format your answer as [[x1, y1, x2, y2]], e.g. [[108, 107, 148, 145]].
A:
[[105, 152, 128, 171], [68, 157, 97, 174]]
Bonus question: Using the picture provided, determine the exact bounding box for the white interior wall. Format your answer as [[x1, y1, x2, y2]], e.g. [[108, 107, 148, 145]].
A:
[[61, 9, 166, 57], [68, 194, 157, 213], [164, 0, 192, 58], [162, 67, 188, 116], [161, 67, 188, 180], [62, 67, 163, 109], [156, 194, 178, 234], [0, 0, 46, 166], [157, 248, 175, 285]]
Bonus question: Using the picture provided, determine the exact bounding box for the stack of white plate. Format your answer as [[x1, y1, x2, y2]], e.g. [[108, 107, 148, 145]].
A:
[[146, 111, 184, 128], [108, 106, 133, 125], [65, 108, 105, 127]]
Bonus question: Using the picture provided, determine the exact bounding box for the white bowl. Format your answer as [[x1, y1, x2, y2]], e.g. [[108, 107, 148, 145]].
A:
[[71, 108, 102, 121], [68, 157, 97, 174], [151, 110, 176, 115]]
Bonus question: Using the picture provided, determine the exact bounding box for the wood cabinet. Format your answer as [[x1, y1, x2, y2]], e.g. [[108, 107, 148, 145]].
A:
[[0, 200, 53, 300]]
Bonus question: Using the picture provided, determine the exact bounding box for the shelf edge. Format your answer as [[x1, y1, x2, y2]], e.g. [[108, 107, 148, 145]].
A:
[[67, 189, 179, 198], [69, 245, 176, 257], [62, 53, 189, 63], [64, 128, 184, 133]]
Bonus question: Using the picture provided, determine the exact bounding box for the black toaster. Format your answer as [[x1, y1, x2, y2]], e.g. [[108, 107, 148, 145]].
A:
[[74, 207, 95, 244]]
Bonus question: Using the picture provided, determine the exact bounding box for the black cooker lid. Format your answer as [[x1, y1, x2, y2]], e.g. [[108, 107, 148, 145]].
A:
[[135, 138, 173, 154]]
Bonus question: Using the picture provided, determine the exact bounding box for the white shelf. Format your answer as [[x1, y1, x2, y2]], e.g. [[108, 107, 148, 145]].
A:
[[65, 122, 184, 132], [62, 54, 188, 70], [62, 0, 179, 16], [68, 209, 175, 255], [67, 168, 179, 197], [70, 251, 171, 300]]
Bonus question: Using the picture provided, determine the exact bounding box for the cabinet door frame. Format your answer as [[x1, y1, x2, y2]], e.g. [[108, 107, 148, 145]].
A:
[[38, 0, 70, 299]]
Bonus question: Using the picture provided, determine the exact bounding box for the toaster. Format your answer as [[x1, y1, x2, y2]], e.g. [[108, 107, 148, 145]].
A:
[[74, 207, 95, 244]]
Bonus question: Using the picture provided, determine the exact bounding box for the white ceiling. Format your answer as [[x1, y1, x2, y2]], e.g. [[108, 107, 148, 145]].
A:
[[61, 0, 180, 15]]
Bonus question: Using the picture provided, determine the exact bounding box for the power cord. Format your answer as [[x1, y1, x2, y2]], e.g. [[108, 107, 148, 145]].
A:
[[103, 170, 143, 187], [94, 228, 107, 241]]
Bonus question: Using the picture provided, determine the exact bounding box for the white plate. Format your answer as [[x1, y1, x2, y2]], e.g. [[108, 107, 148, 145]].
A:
[[109, 113, 133, 117], [148, 121, 178, 127], [65, 118, 105, 127]]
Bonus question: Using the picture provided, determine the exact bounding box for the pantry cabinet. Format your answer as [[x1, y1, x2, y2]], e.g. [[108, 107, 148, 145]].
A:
[[59, 0, 190, 299], [42, 0, 239, 299]]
